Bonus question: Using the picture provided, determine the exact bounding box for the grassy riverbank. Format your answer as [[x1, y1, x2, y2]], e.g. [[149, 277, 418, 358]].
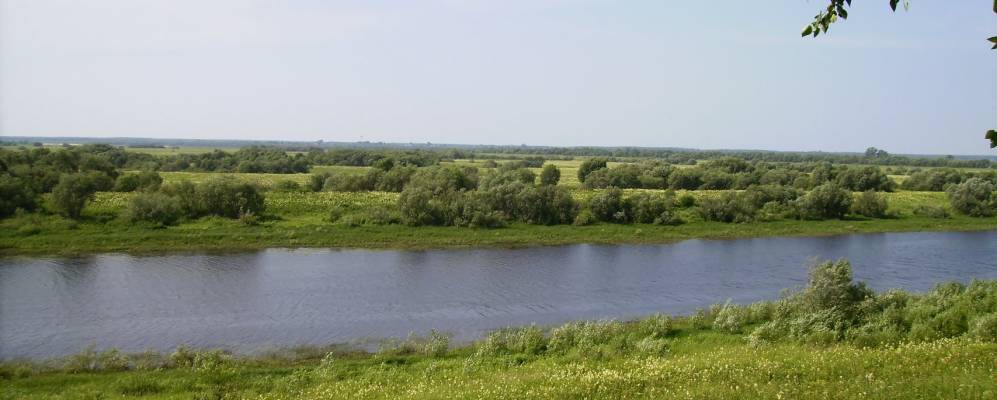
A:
[[2, 212, 996, 256], [4, 273, 996, 399]]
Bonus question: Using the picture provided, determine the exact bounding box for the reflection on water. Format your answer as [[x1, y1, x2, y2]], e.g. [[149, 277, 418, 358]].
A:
[[1, 230, 996, 359]]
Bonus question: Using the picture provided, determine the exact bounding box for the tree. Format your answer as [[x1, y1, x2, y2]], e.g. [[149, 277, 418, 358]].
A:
[[577, 158, 608, 183], [50, 173, 100, 219], [946, 178, 994, 217], [540, 164, 561, 186], [803, 0, 996, 49]]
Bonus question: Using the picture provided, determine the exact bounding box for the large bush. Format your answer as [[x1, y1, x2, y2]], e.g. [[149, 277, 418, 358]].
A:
[[851, 190, 889, 218], [629, 191, 682, 225], [697, 192, 757, 223], [196, 178, 266, 218], [793, 183, 852, 220], [946, 178, 994, 217], [586, 187, 628, 222], [49, 173, 104, 219], [126, 192, 182, 225], [0, 175, 36, 218], [577, 158, 608, 183], [113, 171, 163, 192], [539, 164, 561, 186]]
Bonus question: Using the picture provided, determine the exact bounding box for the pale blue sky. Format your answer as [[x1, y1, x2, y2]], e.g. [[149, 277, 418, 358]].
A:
[[1, 1, 994, 154]]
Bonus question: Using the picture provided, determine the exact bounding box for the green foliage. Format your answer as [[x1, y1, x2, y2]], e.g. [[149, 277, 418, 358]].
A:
[[834, 166, 895, 192], [792, 182, 852, 220], [197, 178, 266, 219], [50, 173, 104, 219], [629, 191, 682, 225], [126, 192, 182, 225], [576, 158, 608, 183], [0, 174, 36, 218], [113, 171, 163, 192], [946, 178, 994, 217], [586, 187, 628, 222], [697, 192, 757, 223], [540, 164, 561, 186], [851, 190, 889, 218]]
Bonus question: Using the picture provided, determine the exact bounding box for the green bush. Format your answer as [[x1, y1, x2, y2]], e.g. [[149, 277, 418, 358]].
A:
[[50, 173, 103, 219], [113, 171, 163, 192], [792, 183, 852, 220], [851, 190, 889, 218], [587, 187, 628, 222], [577, 158, 608, 183], [126, 192, 182, 225], [0, 174, 36, 218], [970, 313, 997, 341], [697, 192, 757, 223], [540, 164, 561, 186], [946, 178, 994, 217], [573, 209, 596, 226], [197, 178, 266, 219]]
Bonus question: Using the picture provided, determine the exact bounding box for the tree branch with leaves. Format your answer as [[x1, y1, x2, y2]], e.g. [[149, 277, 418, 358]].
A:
[[802, 1, 997, 149]]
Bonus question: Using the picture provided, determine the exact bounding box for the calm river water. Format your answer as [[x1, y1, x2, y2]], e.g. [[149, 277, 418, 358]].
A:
[[2, 230, 995, 359]]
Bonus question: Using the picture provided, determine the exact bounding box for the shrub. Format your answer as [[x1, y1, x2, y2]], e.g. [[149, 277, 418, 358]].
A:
[[713, 302, 749, 333], [577, 158, 608, 183], [629, 192, 682, 225], [573, 209, 597, 226], [376, 166, 416, 192], [970, 313, 997, 341], [676, 193, 697, 208], [697, 192, 757, 223], [515, 185, 578, 225], [309, 172, 331, 192], [113, 171, 163, 192], [667, 168, 704, 190], [50, 173, 102, 219], [633, 337, 669, 356], [197, 178, 266, 219], [398, 186, 447, 226], [834, 166, 894, 192], [126, 192, 182, 225], [0, 174, 36, 218], [587, 187, 628, 222], [793, 183, 852, 220], [851, 190, 889, 218], [540, 164, 561, 186], [637, 314, 674, 339], [946, 178, 994, 217], [423, 330, 450, 357]]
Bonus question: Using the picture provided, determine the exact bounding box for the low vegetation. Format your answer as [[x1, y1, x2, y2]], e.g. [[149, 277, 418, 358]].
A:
[[1, 144, 996, 254], [3, 262, 995, 399]]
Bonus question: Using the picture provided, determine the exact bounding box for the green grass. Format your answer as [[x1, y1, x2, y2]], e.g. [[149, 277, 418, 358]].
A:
[[2, 326, 994, 399]]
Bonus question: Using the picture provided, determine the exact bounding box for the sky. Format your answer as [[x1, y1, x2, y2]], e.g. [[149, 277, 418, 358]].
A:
[[1, 1, 994, 155]]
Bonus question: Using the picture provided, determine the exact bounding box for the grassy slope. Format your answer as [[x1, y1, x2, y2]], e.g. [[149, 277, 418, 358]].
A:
[[3, 333, 994, 399]]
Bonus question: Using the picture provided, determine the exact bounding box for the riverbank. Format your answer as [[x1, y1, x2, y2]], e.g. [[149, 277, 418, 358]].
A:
[[5, 276, 996, 399], [2, 213, 997, 256]]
